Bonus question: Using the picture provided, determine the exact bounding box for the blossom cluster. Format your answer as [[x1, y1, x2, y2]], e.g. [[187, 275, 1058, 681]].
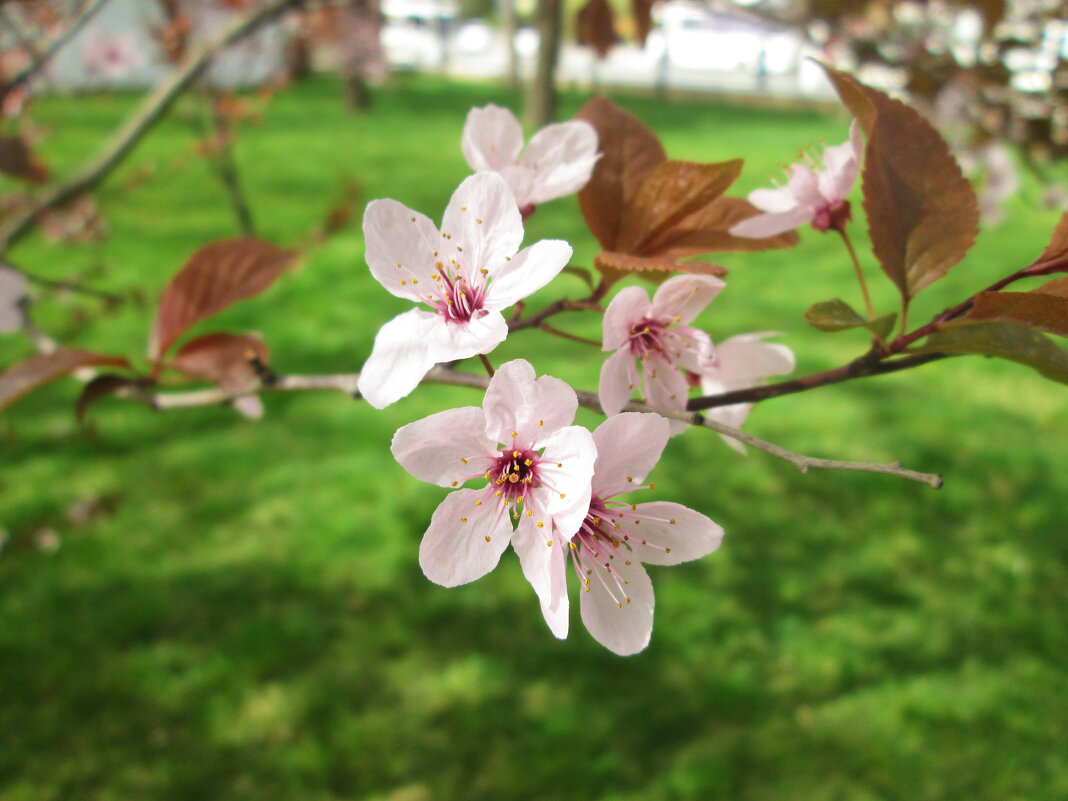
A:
[[356, 104, 821, 654]]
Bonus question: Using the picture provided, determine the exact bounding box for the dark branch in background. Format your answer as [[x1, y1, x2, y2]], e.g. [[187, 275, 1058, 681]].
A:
[[1, 257, 125, 304], [0, 0, 111, 104], [0, 0, 303, 255], [196, 91, 257, 235]]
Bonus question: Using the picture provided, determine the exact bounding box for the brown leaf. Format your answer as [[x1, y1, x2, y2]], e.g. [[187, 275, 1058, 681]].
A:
[[595, 250, 727, 279], [1037, 276, 1068, 298], [821, 64, 979, 301], [576, 96, 666, 252], [168, 332, 270, 390], [632, 0, 655, 47], [618, 160, 743, 255], [0, 135, 48, 183], [576, 0, 617, 58], [1036, 211, 1068, 265], [649, 196, 799, 257], [149, 238, 296, 361], [76, 374, 141, 424], [0, 349, 129, 412], [969, 289, 1068, 339]]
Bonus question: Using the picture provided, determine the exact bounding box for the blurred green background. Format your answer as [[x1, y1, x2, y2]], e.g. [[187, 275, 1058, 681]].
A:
[[1, 76, 1066, 800]]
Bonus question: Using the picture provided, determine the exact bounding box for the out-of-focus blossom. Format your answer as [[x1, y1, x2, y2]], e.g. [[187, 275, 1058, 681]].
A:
[[391, 359, 597, 589], [357, 172, 572, 408], [522, 413, 723, 655], [699, 333, 795, 454], [462, 104, 599, 216], [0, 266, 28, 333], [599, 274, 723, 432], [82, 30, 147, 80], [731, 122, 862, 238]]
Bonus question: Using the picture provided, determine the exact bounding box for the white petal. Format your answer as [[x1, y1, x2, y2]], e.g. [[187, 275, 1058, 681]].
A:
[[673, 326, 717, 374], [233, 395, 264, 420], [650, 274, 725, 326], [519, 119, 600, 206], [485, 239, 572, 310], [512, 518, 569, 639], [419, 489, 512, 587], [591, 412, 670, 491], [427, 310, 509, 364], [602, 285, 651, 351], [643, 361, 690, 436], [357, 309, 441, 408], [747, 186, 801, 214], [598, 348, 635, 417], [784, 163, 823, 208], [498, 164, 536, 209], [728, 206, 813, 238], [579, 556, 654, 656], [391, 406, 493, 487], [538, 425, 597, 536], [623, 501, 723, 566], [715, 333, 795, 388], [482, 359, 578, 445], [461, 104, 524, 172], [819, 120, 862, 201], [699, 372, 753, 454], [363, 198, 442, 302], [440, 173, 523, 286]]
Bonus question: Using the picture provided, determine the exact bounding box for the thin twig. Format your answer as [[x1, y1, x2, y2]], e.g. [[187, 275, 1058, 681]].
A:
[[0, 0, 303, 255], [2, 258, 124, 304], [129, 364, 942, 488], [537, 322, 601, 347], [2, 0, 111, 101]]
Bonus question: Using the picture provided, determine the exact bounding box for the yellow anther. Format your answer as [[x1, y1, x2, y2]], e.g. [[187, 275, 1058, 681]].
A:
[[524, 458, 532, 467], [512, 449, 519, 457], [451, 481, 458, 487], [547, 540, 552, 547], [560, 493, 566, 499], [631, 504, 637, 511], [526, 510, 532, 516], [461, 206, 467, 211], [461, 517, 467, 522], [505, 256, 511, 261], [476, 218, 483, 224], [669, 518, 676, 524], [485, 535, 491, 542], [648, 482, 655, 490], [617, 603, 622, 609], [412, 278, 418, 284], [537, 522, 544, 528], [627, 476, 633, 483], [461, 458, 467, 464], [665, 547, 671, 553], [537, 420, 543, 426], [457, 246, 462, 252], [400, 280, 406, 285], [410, 216, 415, 222], [475, 500, 482, 506], [625, 560, 631, 565], [495, 490, 502, 497], [395, 262, 402, 267], [674, 315, 680, 322]]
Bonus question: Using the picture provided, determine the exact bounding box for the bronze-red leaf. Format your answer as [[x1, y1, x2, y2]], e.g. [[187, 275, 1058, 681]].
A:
[[168, 331, 270, 390], [0, 349, 129, 412]]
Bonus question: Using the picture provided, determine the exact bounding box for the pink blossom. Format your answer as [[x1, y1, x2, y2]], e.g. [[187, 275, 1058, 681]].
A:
[[462, 104, 599, 216], [730, 122, 862, 238], [82, 30, 147, 80], [391, 359, 597, 588], [0, 266, 28, 333], [519, 413, 723, 655], [357, 173, 572, 408], [598, 274, 724, 431], [699, 333, 795, 454]]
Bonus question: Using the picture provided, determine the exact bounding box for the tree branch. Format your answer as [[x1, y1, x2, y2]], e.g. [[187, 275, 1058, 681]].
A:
[[0, 0, 303, 255], [123, 364, 942, 488]]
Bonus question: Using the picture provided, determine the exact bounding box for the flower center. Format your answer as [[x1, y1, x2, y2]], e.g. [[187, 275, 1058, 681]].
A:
[[627, 317, 668, 359], [431, 260, 487, 324], [490, 446, 540, 502]]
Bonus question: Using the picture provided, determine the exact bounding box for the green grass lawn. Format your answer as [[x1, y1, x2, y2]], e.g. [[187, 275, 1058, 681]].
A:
[[1, 74, 1066, 801]]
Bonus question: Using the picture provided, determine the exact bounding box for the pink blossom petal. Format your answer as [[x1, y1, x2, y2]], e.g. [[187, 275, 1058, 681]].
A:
[[357, 309, 441, 408], [538, 425, 597, 536], [672, 326, 717, 374], [591, 412, 670, 490], [579, 556, 654, 656], [513, 518, 569, 638], [715, 333, 795, 387], [461, 104, 524, 172], [602, 285, 652, 351], [728, 205, 814, 238], [819, 121, 862, 201], [499, 165, 535, 209], [598, 348, 635, 417], [363, 198, 442, 302], [748, 185, 801, 214], [428, 310, 509, 364], [519, 119, 600, 206], [233, 395, 264, 420], [650, 274, 725, 326], [419, 488, 512, 587], [643, 360, 690, 435], [391, 406, 493, 487], [484, 238, 572, 310], [440, 173, 523, 285], [482, 359, 578, 445], [784, 163, 822, 209], [623, 501, 723, 566]]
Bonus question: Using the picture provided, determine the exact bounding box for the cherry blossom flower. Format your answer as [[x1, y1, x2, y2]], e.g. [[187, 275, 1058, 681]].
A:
[[518, 412, 723, 655], [730, 122, 862, 238], [461, 104, 599, 216], [599, 274, 724, 431], [391, 359, 597, 589], [0, 266, 28, 333], [698, 333, 795, 454], [82, 30, 147, 80], [357, 173, 572, 408]]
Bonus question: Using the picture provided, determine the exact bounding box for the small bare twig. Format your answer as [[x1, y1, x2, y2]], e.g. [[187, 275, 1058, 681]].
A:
[[125, 364, 942, 488]]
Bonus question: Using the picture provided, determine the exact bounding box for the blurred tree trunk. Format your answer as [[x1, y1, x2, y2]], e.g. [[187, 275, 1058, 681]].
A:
[[500, 0, 519, 91], [525, 0, 561, 127]]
